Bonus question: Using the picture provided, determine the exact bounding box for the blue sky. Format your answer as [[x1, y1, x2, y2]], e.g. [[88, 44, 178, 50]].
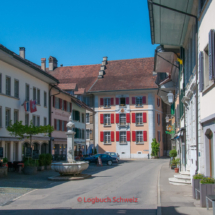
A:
[[0, 0, 156, 67]]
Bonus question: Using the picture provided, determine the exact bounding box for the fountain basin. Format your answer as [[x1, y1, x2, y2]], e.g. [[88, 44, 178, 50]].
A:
[[51, 161, 89, 175]]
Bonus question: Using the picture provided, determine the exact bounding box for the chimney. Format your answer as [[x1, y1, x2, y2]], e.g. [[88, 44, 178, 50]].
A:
[[103, 56, 108, 61], [100, 65, 105, 70], [48, 56, 58, 71], [60, 64, 63, 67], [41, 58, 46, 71], [98, 56, 108, 79], [19, 47, 25, 59]]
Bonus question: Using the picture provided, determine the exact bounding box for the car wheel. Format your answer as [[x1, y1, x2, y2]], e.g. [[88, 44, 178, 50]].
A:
[[107, 160, 112, 166]]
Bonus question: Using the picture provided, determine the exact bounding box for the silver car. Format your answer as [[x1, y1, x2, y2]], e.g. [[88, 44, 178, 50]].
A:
[[105, 152, 120, 162]]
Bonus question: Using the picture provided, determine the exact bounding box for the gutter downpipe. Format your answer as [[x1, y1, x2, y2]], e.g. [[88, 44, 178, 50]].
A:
[[148, 0, 199, 174], [49, 85, 60, 154]]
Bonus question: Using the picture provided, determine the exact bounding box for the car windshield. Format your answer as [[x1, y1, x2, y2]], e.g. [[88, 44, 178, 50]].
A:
[[110, 153, 116, 156]]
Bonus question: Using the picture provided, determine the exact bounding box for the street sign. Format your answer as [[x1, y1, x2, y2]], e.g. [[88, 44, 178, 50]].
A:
[[32, 150, 39, 160], [0, 147, 3, 158], [26, 147, 32, 157]]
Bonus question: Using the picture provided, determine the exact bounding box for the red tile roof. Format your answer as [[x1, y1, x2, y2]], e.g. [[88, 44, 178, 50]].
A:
[[58, 83, 77, 90], [74, 88, 86, 95], [46, 64, 100, 92], [89, 57, 157, 92]]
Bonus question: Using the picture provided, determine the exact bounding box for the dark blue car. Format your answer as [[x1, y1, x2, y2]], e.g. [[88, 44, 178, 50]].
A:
[[83, 154, 117, 165]]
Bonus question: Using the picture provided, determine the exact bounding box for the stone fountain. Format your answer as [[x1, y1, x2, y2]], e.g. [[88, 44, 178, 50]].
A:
[[49, 116, 90, 180]]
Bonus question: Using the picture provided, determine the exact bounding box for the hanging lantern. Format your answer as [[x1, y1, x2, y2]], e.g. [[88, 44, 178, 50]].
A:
[[165, 115, 169, 123], [167, 91, 174, 104]]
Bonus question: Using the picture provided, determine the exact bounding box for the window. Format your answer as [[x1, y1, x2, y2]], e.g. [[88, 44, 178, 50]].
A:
[[44, 92, 47, 107], [33, 87, 36, 101], [136, 113, 143, 124], [82, 113, 84, 123], [25, 113, 29, 126], [5, 108, 11, 127], [61, 99, 64, 110], [57, 120, 60, 131], [0, 74, 2, 93], [136, 97, 142, 106], [44, 117, 47, 126], [33, 115, 36, 126], [67, 102, 70, 112], [26, 84, 30, 101], [62, 121, 64, 131], [120, 114, 126, 125], [104, 114, 110, 126], [14, 110, 19, 123], [120, 97, 126, 106], [120, 131, 126, 143], [37, 116, 40, 127], [104, 131, 111, 144], [136, 131, 143, 143], [55, 97, 59, 109], [204, 44, 210, 89], [14, 80, 19, 98], [73, 110, 80, 121], [82, 129, 85, 139], [0, 106, 2, 127], [104, 98, 111, 107], [37, 89, 40, 105], [86, 130, 90, 139], [85, 97, 90, 106], [6, 76, 11, 96], [86, 113, 90, 123]]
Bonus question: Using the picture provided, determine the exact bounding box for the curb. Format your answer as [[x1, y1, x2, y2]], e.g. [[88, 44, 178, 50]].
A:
[[157, 164, 162, 215]]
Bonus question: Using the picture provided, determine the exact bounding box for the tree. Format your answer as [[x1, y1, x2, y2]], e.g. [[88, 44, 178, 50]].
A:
[[151, 138, 160, 157], [7, 120, 54, 145]]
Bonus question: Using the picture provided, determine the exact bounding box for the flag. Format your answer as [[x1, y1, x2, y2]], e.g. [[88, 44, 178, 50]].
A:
[[30, 100, 37, 113], [23, 101, 29, 112]]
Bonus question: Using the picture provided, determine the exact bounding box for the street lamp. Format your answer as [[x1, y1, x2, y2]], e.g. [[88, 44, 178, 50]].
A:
[[167, 91, 174, 104], [165, 115, 170, 123]]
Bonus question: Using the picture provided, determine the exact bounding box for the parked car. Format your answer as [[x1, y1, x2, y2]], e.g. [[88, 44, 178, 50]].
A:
[[105, 152, 120, 162], [83, 154, 117, 165]]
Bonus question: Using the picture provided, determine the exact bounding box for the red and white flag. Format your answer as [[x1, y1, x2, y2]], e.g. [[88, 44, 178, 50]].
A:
[[30, 100, 37, 113], [23, 101, 29, 112]]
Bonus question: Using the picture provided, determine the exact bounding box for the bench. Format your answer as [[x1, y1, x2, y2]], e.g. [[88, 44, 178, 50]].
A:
[[195, 188, 200, 200], [206, 195, 215, 215]]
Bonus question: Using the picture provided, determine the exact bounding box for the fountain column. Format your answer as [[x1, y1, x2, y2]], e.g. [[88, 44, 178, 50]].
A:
[[66, 116, 76, 163]]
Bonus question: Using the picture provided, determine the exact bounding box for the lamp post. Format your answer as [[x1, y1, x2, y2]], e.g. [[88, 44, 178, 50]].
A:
[[165, 115, 170, 123], [167, 91, 174, 104]]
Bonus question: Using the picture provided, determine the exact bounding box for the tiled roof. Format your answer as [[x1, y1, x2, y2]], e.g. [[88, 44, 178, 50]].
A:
[[89, 57, 157, 92], [58, 83, 77, 90], [46, 64, 100, 92], [74, 88, 86, 95]]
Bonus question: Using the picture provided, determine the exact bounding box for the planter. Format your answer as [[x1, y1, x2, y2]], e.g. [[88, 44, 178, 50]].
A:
[[174, 168, 179, 173], [0, 167, 8, 177], [23, 166, 37, 175], [38, 166, 44, 171], [192, 179, 201, 199], [45, 165, 51, 170], [200, 183, 215, 207]]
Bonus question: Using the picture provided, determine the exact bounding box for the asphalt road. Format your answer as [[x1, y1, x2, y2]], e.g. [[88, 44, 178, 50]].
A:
[[0, 159, 168, 215]]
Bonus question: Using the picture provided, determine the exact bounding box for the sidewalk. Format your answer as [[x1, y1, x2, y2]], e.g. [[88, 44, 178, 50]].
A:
[[159, 162, 212, 215]]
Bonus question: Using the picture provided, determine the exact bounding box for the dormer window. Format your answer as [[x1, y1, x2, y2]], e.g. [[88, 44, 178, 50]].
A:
[[120, 97, 126, 106]]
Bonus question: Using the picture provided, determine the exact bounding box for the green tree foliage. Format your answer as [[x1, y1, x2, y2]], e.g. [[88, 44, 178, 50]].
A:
[[7, 120, 54, 145], [151, 138, 160, 157], [169, 149, 177, 158]]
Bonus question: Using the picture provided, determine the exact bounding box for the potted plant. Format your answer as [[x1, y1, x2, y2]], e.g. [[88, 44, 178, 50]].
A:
[[2, 158, 8, 168], [38, 154, 45, 171], [171, 158, 180, 173], [44, 154, 52, 170], [23, 158, 38, 175], [192, 173, 204, 199], [169, 149, 177, 169], [199, 176, 215, 207], [151, 138, 160, 158]]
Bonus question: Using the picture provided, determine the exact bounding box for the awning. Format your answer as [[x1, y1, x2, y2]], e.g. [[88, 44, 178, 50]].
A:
[[148, 0, 195, 46]]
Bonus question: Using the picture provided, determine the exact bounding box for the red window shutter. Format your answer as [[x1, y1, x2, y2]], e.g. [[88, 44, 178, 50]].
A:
[[132, 97, 136, 104], [54, 119, 57, 130], [157, 131, 159, 141], [100, 131, 104, 142], [116, 98, 119, 105], [132, 113, 136, 123], [64, 100, 67, 111], [59, 99, 62, 109], [64, 121, 67, 131], [100, 98, 103, 106], [126, 113, 130, 123], [59, 120, 62, 131], [53, 96, 55, 107], [111, 98, 114, 105], [70, 103, 72, 112], [157, 114, 158, 124], [116, 113, 119, 123], [100, 114, 104, 124], [143, 112, 147, 123], [143, 131, 147, 141], [127, 131, 130, 141], [111, 114, 114, 124], [116, 131, 120, 141], [126, 97, 129, 105], [111, 131, 114, 142], [142, 96, 146, 104], [132, 131, 136, 142]]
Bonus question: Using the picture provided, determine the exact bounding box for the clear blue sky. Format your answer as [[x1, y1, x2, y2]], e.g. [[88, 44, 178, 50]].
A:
[[0, 0, 156, 67]]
